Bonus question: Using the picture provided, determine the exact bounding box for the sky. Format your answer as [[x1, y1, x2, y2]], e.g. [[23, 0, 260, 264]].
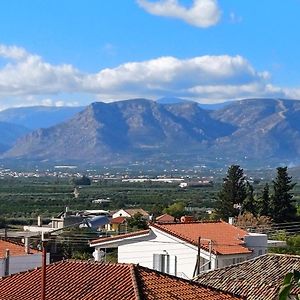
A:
[[0, 0, 299, 110]]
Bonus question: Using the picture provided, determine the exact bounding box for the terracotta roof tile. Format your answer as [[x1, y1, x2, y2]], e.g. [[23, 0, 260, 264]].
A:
[[196, 253, 300, 300], [111, 216, 127, 224], [156, 214, 175, 223], [90, 229, 150, 245], [151, 221, 251, 255], [136, 265, 242, 300], [0, 260, 242, 300], [0, 239, 39, 258]]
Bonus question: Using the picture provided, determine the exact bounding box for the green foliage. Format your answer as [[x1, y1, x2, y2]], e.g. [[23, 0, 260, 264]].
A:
[[216, 165, 247, 219], [70, 175, 91, 186], [163, 201, 186, 219], [271, 167, 297, 223], [279, 270, 300, 300], [0, 217, 6, 228], [127, 213, 148, 230], [257, 183, 271, 216], [242, 181, 257, 215]]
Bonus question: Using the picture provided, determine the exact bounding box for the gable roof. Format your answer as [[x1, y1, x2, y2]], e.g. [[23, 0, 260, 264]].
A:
[[0, 239, 39, 258], [151, 221, 251, 255], [0, 260, 242, 300], [156, 213, 174, 223], [111, 216, 127, 224], [195, 253, 300, 300], [125, 208, 149, 217]]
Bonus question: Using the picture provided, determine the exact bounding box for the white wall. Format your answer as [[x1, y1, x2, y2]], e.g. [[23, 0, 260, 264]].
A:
[[244, 233, 268, 258], [0, 253, 50, 277], [117, 227, 216, 279], [112, 209, 130, 219]]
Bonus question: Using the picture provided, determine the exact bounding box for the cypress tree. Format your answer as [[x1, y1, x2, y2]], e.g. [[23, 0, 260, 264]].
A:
[[216, 165, 247, 219], [270, 167, 297, 223], [257, 183, 270, 217], [242, 181, 257, 215]]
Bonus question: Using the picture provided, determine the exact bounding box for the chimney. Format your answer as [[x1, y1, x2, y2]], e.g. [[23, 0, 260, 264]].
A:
[[4, 249, 9, 276], [228, 217, 234, 225], [37, 216, 42, 227], [24, 237, 30, 254]]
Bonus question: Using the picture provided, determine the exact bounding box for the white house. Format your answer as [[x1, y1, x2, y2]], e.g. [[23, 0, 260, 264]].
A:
[[0, 239, 50, 277], [112, 208, 150, 220], [90, 220, 268, 279]]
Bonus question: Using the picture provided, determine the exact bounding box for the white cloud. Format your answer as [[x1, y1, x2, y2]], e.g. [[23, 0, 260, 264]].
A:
[[0, 45, 29, 60], [137, 0, 221, 28], [0, 44, 299, 105]]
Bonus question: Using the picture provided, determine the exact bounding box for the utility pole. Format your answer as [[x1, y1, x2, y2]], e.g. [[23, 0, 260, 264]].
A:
[[193, 236, 201, 277], [41, 233, 48, 300]]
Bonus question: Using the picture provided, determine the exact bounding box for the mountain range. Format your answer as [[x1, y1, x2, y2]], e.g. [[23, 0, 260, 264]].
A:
[[1, 98, 300, 168]]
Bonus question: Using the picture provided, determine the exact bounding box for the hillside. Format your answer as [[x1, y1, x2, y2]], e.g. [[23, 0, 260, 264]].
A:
[[3, 98, 300, 167]]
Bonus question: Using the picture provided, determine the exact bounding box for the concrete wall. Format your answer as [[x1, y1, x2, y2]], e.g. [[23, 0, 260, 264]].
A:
[[0, 253, 50, 277]]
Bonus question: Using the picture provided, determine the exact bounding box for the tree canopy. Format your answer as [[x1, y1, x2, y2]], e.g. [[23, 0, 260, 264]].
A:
[[270, 167, 297, 223], [216, 165, 247, 220]]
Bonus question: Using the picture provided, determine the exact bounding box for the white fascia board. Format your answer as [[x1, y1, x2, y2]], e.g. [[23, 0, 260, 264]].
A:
[[90, 232, 151, 248]]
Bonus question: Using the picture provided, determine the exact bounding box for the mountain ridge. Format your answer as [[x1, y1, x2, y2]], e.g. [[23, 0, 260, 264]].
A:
[[2, 98, 300, 168]]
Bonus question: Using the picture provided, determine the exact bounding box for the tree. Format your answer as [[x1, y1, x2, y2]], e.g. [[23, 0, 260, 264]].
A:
[[279, 270, 300, 300], [242, 181, 257, 215], [270, 167, 297, 223], [257, 183, 271, 216], [70, 175, 91, 186], [216, 165, 247, 220], [127, 213, 148, 230], [163, 202, 186, 219]]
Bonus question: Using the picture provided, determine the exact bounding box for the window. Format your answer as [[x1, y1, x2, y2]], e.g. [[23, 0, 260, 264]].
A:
[[153, 254, 177, 275]]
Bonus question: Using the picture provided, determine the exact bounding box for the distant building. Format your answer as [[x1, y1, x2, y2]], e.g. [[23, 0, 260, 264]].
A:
[[155, 213, 174, 223], [113, 208, 150, 220]]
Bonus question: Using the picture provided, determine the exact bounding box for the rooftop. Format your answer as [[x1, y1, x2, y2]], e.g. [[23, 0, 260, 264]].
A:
[[196, 253, 300, 300], [0, 260, 242, 300], [90, 229, 150, 246], [0, 239, 39, 258], [151, 221, 251, 255]]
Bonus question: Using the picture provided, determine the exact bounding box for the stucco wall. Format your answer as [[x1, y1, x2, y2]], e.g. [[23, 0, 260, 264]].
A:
[[0, 253, 50, 277]]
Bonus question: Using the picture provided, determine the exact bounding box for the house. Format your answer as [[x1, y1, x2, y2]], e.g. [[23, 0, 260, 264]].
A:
[[112, 208, 150, 220], [196, 253, 300, 300], [90, 220, 268, 279], [0, 260, 243, 300], [155, 213, 175, 223], [0, 238, 49, 277], [105, 216, 127, 233]]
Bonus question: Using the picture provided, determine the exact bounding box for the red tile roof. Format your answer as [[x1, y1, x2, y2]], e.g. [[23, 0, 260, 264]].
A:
[[196, 253, 300, 300], [0, 260, 242, 300], [111, 216, 127, 224], [156, 213, 175, 223], [151, 221, 251, 255], [0, 239, 39, 258], [90, 229, 150, 245]]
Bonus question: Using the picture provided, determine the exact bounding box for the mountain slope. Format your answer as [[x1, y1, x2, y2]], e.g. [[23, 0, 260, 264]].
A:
[[3, 99, 232, 162], [3, 98, 300, 167], [0, 106, 84, 130], [0, 122, 30, 152]]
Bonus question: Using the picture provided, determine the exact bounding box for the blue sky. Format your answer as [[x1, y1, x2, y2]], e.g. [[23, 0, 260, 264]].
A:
[[0, 0, 299, 109]]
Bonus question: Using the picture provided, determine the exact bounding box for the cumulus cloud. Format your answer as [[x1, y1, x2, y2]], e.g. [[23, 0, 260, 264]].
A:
[[137, 0, 221, 28], [0, 44, 298, 105]]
